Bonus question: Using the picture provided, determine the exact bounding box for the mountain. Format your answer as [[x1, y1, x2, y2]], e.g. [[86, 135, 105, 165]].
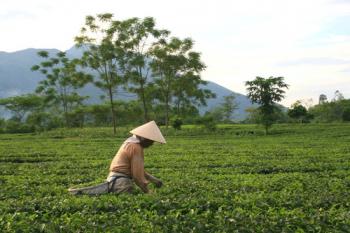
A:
[[0, 47, 256, 120]]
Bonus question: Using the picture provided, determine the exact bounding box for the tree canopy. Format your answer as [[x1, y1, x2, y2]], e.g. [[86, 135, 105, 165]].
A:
[[245, 76, 288, 134]]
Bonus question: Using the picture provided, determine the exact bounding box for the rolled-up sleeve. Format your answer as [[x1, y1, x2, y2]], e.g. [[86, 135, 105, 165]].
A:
[[130, 146, 149, 193]]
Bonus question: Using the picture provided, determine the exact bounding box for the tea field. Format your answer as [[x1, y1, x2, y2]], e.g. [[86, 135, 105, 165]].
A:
[[0, 124, 350, 232]]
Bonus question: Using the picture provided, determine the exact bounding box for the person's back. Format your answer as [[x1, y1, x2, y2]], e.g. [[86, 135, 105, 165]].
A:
[[109, 138, 143, 177], [107, 136, 149, 193]]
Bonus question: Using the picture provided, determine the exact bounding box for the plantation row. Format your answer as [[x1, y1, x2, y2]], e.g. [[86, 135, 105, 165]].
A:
[[1, 124, 350, 232]]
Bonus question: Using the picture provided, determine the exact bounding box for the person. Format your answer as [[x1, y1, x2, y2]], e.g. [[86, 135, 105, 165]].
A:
[[107, 120, 166, 194], [68, 121, 166, 195]]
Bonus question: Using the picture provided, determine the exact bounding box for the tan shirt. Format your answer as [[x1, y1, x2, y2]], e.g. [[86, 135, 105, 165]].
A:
[[109, 139, 150, 192]]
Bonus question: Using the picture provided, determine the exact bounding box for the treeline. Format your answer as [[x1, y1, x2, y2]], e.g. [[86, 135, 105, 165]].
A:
[[309, 92, 350, 122], [0, 96, 207, 133], [1, 14, 349, 134], [244, 90, 350, 125], [0, 14, 216, 133]]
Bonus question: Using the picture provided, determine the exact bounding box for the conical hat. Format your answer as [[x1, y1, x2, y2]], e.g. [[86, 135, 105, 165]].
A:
[[130, 121, 166, 144]]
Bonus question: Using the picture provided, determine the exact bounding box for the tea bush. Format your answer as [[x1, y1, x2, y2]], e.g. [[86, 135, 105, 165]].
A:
[[0, 123, 350, 232]]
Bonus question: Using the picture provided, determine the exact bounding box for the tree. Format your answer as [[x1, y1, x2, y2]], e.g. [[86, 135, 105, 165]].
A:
[[221, 94, 238, 122], [0, 94, 43, 122], [245, 76, 289, 134], [150, 37, 208, 127], [119, 17, 170, 122], [319, 94, 327, 104], [333, 90, 344, 102], [244, 107, 260, 124], [172, 75, 215, 118], [205, 107, 225, 123], [288, 101, 309, 123], [31, 51, 91, 126], [204, 94, 238, 123], [75, 13, 126, 134], [309, 98, 350, 122]]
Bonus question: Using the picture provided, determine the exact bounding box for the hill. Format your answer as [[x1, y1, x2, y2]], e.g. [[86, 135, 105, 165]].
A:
[[0, 47, 255, 120]]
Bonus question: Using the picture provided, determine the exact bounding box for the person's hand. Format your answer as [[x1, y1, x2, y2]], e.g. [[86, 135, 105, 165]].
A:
[[154, 180, 163, 188]]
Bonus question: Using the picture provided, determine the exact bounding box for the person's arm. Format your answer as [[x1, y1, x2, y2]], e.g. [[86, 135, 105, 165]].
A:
[[145, 171, 163, 188], [130, 150, 150, 193]]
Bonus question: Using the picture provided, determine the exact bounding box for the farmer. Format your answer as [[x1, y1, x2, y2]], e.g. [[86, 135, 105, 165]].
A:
[[107, 120, 166, 194], [68, 120, 166, 195]]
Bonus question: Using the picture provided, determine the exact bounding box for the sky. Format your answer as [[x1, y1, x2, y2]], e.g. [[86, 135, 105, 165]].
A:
[[1, 0, 350, 107]]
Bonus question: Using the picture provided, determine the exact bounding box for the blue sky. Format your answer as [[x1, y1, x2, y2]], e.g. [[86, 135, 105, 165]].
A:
[[1, 0, 349, 106]]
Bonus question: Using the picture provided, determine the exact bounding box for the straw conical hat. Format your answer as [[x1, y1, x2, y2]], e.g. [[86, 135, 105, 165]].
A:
[[130, 121, 166, 144]]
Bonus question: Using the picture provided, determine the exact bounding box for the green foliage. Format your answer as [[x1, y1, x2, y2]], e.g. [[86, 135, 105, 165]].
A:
[[84, 104, 112, 126], [26, 112, 63, 131], [205, 107, 225, 123], [309, 99, 350, 122], [74, 101, 144, 127], [75, 13, 128, 134], [244, 107, 260, 124], [1, 124, 350, 232], [205, 94, 239, 124], [287, 101, 313, 123], [12, 13, 213, 133], [0, 113, 63, 134], [4, 120, 34, 133], [343, 108, 350, 121], [245, 76, 289, 134], [120, 17, 169, 122], [171, 117, 183, 130], [150, 36, 213, 127], [31, 51, 91, 127], [0, 94, 44, 122], [195, 115, 217, 131], [0, 118, 5, 133], [221, 94, 238, 121]]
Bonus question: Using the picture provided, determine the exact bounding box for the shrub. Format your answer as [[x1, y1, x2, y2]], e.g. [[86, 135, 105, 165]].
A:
[[171, 117, 183, 130], [5, 120, 35, 133], [0, 118, 5, 133], [343, 108, 350, 122], [26, 112, 63, 132], [195, 115, 217, 131]]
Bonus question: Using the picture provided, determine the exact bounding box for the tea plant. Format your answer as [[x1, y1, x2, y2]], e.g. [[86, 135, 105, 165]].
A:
[[1, 124, 350, 232]]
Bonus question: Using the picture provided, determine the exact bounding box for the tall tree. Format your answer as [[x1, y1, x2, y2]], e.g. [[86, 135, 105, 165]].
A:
[[333, 90, 345, 102], [150, 37, 208, 127], [319, 94, 327, 104], [118, 17, 170, 122], [245, 76, 288, 134], [221, 94, 238, 122], [31, 51, 91, 126], [75, 13, 126, 134]]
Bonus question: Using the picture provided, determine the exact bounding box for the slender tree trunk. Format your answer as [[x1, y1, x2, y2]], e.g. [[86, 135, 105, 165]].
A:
[[165, 93, 170, 129], [137, 67, 149, 122], [108, 87, 117, 134], [140, 81, 149, 122], [165, 101, 169, 129], [64, 104, 68, 127], [62, 88, 69, 127], [176, 100, 180, 116]]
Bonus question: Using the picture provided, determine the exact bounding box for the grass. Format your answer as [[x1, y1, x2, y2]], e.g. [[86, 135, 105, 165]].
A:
[[0, 123, 350, 232]]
